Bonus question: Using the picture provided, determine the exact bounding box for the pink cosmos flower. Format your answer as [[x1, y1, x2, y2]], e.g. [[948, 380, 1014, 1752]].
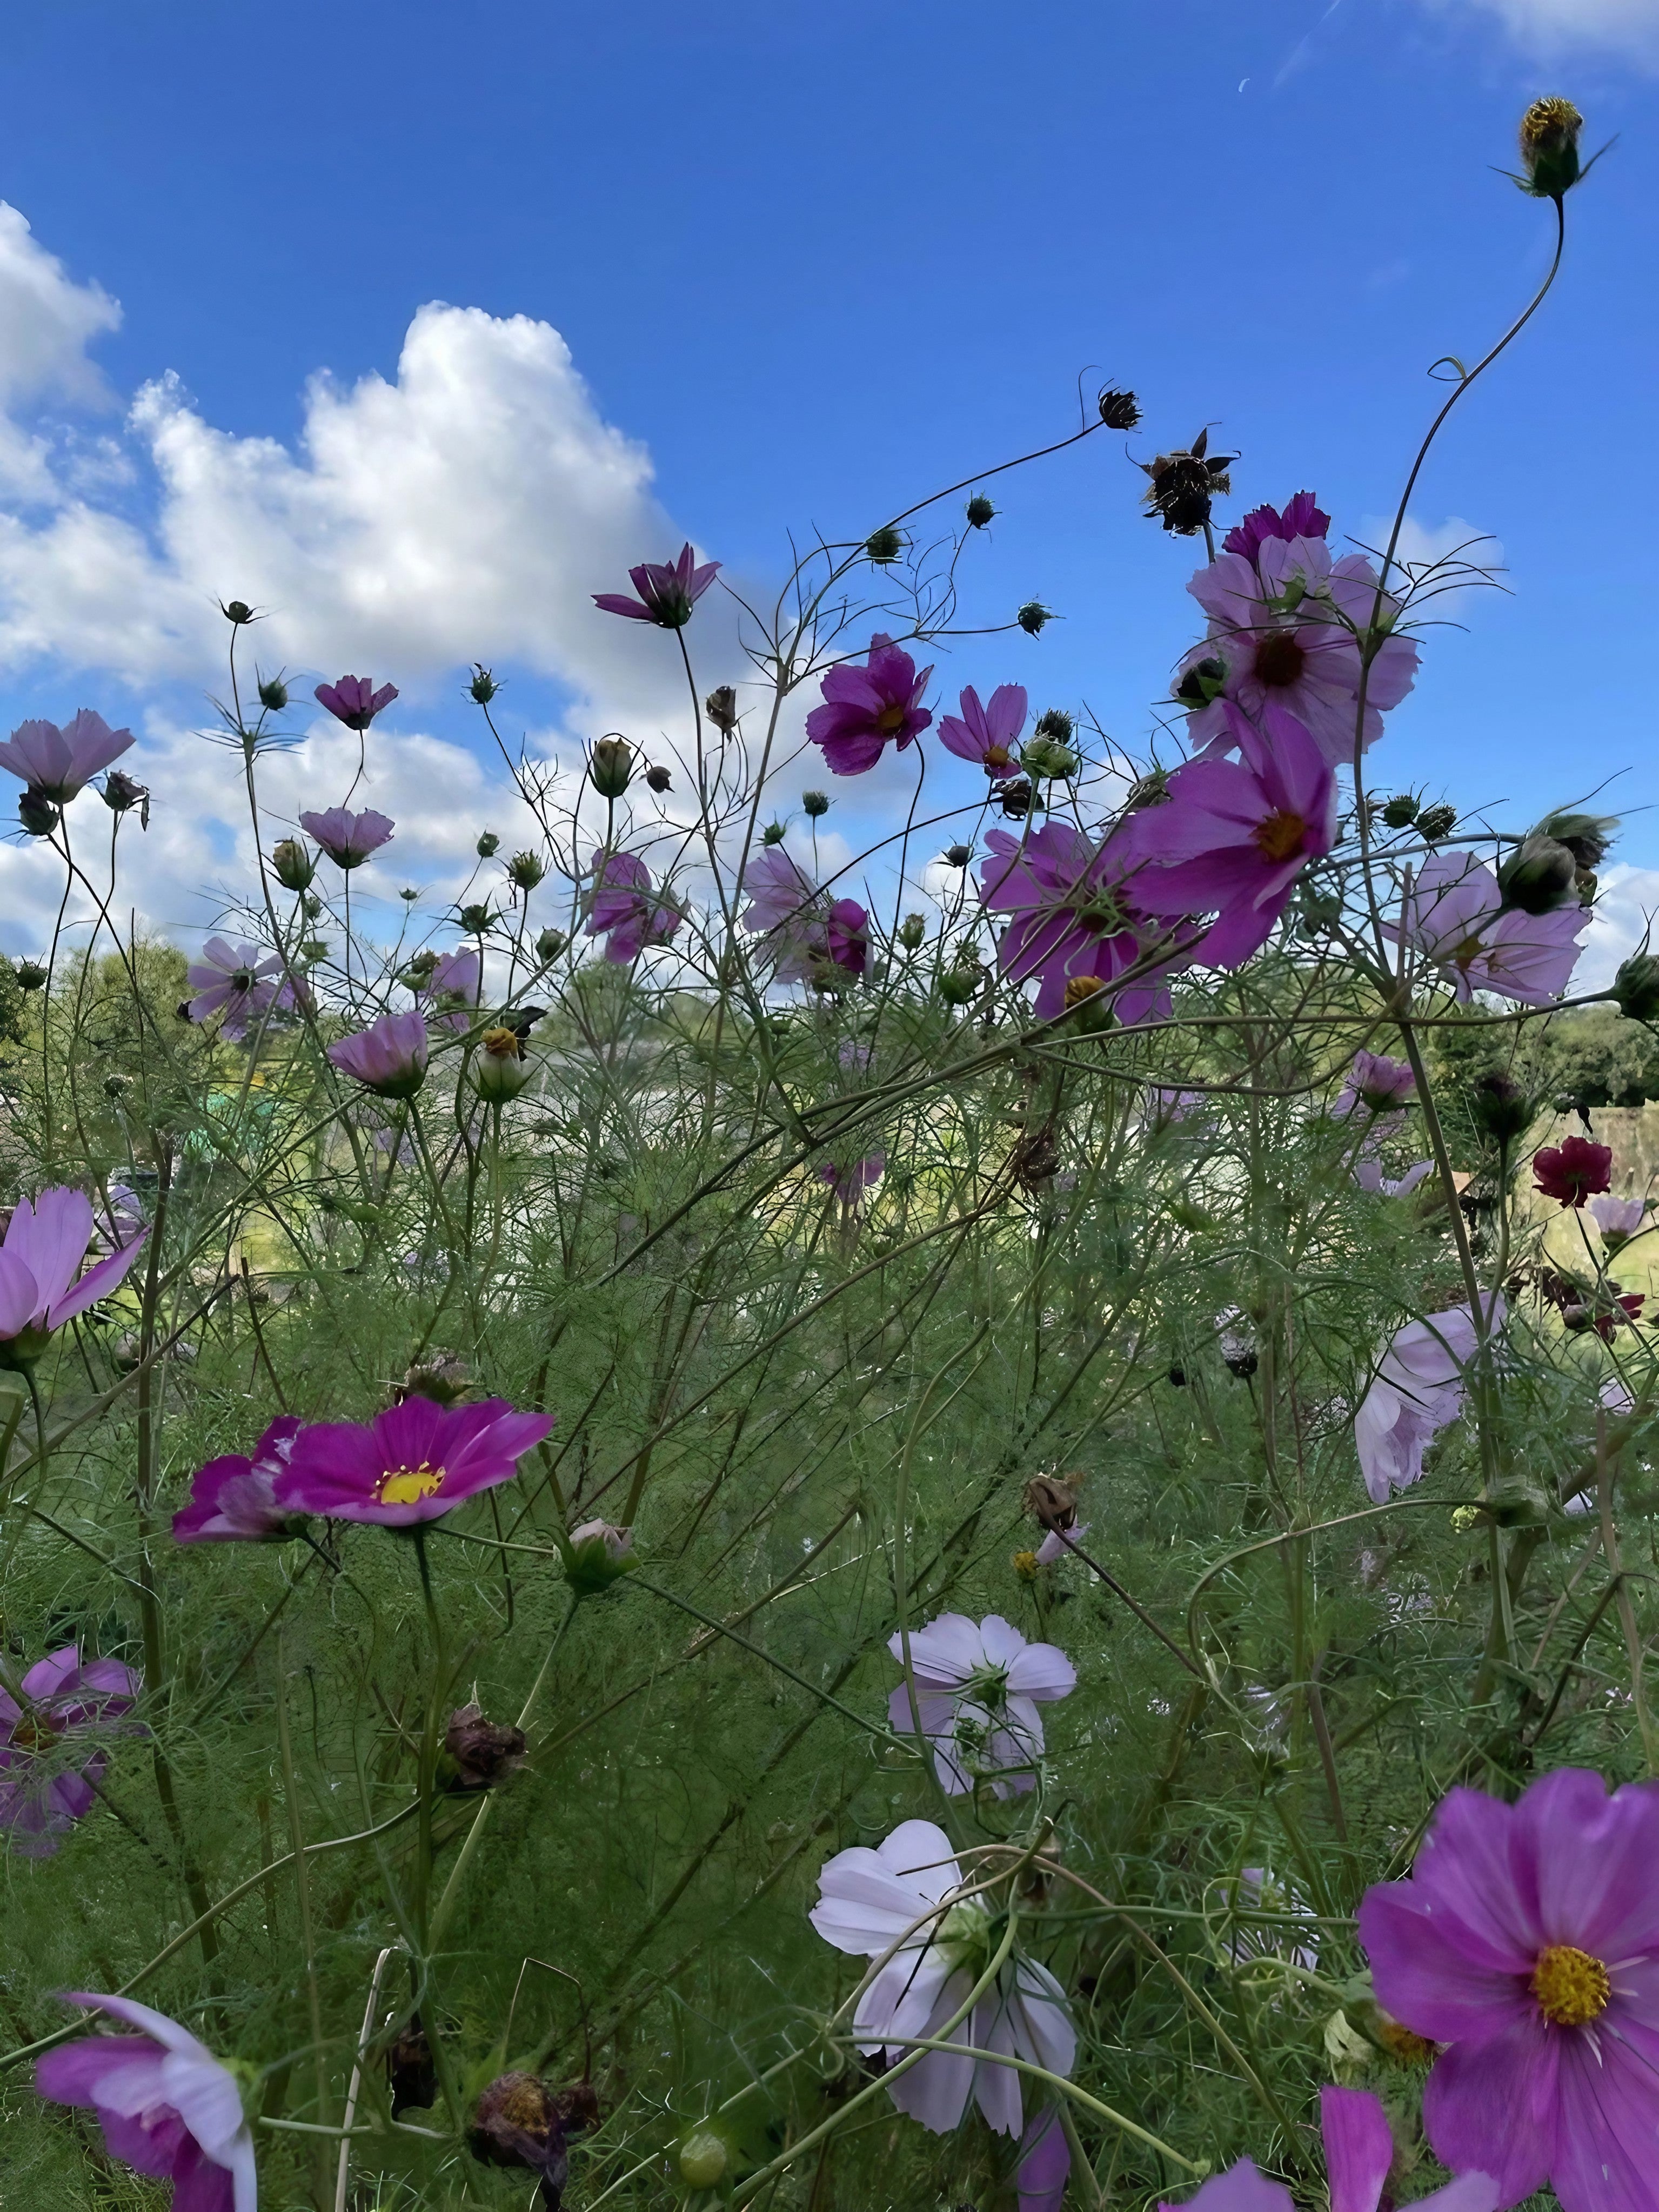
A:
[[36, 1992, 257, 2210], [1333, 1049, 1416, 1117], [1034, 1519, 1087, 1566], [315, 675, 398, 730], [1359, 1767, 1659, 2212], [173, 1416, 304, 1543], [938, 683, 1027, 775], [0, 710, 134, 801], [184, 937, 285, 1039], [1353, 1158, 1434, 1198], [0, 1186, 149, 1365], [1159, 2087, 1495, 2212], [1016, 2107, 1070, 2212], [418, 947, 480, 1034], [1590, 1194, 1647, 1245], [1, 1646, 142, 1856], [979, 821, 1186, 1024], [887, 1612, 1075, 1798], [328, 1010, 431, 1098], [1388, 850, 1586, 1004], [806, 634, 933, 776], [1176, 525, 1419, 765], [1355, 1301, 1503, 1504], [584, 848, 681, 963], [810, 1818, 1075, 2137], [1222, 492, 1331, 562], [818, 1154, 885, 1210], [298, 806, 395, 869], [742, 847, 867, 981], [593, 541, 720, 627], [1129, 702, 1336, 968], [274, 1394, 553, 1526]]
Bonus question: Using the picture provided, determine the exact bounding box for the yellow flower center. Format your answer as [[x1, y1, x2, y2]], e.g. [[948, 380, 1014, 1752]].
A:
[[378, 1461, 446, 1506], [1063, 975, 1105, 1009], [1252, 809, 1308, 864], [1531, 1943, 1610, 2028], [876, 704, 908, 734]]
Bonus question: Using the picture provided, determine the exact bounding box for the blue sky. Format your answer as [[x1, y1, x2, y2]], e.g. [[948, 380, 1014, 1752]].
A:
[[0, 0, 1652, 956]]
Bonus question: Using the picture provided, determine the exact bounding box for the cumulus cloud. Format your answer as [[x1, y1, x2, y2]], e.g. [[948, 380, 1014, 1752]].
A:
[[1579, 864, 1659, 991], [1354, 513, 1506, 629], [1430, 0, 1659, 65]]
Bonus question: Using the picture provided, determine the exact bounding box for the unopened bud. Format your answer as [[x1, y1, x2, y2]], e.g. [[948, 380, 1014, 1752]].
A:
[[865, 524, 903, 564], [761, 821, 786, 846], [102, 769, 148, 816], [1380, 793, 1420, 829], [474, 1025, 532, 1101], [898, 913, 926, 951], [506, 850, 546, 891], [458, 903, 493, 935], [402, 1348, 473, 1405], [1024, 1474, 1080, 1533], [1611, 952, 1659, 1024], [944, 842, 973, 868], [535, 927, 568, 964], [995, 776, 1041, 819], [1518, 96, 1585, 202], [801, 790, 830, 818], [939, 964, 980, 1006], [15, 960, 46, 991], [705, 685, 739, 732], [1497, 832, 1578, 916], [588, 736, 633, 799], [1174, 656, 1228, 710], [1096, 386, 1141, 430], [1416, 803, 1457, 843], [1017, 600, 1052, 636], [220, 598, 255, 625], [560, 1518, 637, 1596], [1539, 810, 1616, 872], [271, 839, 315, 893], [18, 793, 58, 839], [257, 674, 289, 713], [966, 493, 996, 528], [302, 893, 323, 919], [1063, 973, 1110, 1029], [645, 763, 672, 793], [1469, 1068, 1534, 1145], [1023, 736, 1080, 780], [476, 831, 500, 859], [679, 2130, 729, 2189], [469, 663, 498, 705], [1033, 708, 1074, 743]]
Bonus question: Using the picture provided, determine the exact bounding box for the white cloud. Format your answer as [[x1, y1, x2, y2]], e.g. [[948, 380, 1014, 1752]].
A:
[[0, 206, 121, 502], [1579, 864, 1659, 991], [1432, 0, 1659, 64], [1355, 513, 1506, 629]]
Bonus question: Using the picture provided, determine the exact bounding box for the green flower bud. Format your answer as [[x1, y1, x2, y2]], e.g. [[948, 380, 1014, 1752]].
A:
[[468, 663, 498, 705], [506, 850, 546, 891], [1174, 656, 1228, 709], [219, 598, 256, 625], [473, 1026, 533, 1101], [558, 1518, 637, 1596], [865, 524, 903, 564], [645, 764, 672, 793], [1033, 708, 1074, 743], [535, 927, 568, 964], [678, 2129, 728, 2189], [476, 831, 500, 859], [898, 913, 926, 951], [271, 838, 315, 893], [1497, 832, 1578, 916], [588, 736, 634, 799], [257, 674, 289, 713], [1611, 952, 1659, 1024], [1538, 810, 1616, 872], [1017, 600, 1052, 636], [1517, 96, 1584, 202], [302, 893, 323, 919], [938, 965, 980, 1006], [943, 842, 973, 868], [761, 821, 786, 845], [1416, 803, 1457, 843], [18, 793, 59, 839], [1380, 793, 1420, 829], [965, 493, 996, 528], [1468, 1068, 1534, 1145], [15, 960, 46, 991], [704, 685, 738, 732], [458, 903, 494, 935], [801, 790, 830, 817], [1022, 736, 1080, 780]]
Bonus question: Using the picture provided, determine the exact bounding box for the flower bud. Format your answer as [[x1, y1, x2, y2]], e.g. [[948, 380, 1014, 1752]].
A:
[[1024, 1474, 1080, 1533], [994, 776, 1041, 819], [938, 964, 980, 1006], [678, 2129, 730, 2188], [1539, 810, 1616, 872], [477, 831, 500, 859], [300, 937, 331, 965], [645, 763, 672, 793], [536, 927, 568, 964], [474, 1025, 533, 1101], [1416, 803, 1457, 843], [402, 1348, 473, 1404], [1610, 951, 1659, 1023], [559, 1518, 637, 1596], [1468, 1068, 1534, 1145], [1497, 832, 1578, 915], [898, 913, 926, 951], [865, 524, 903, 565], [1380, 793, 1420, 829], [588, 736, 633, 799], [469, 662, 498, 705], [705, 685, 739, 732], [1096, 386, 1141, 430], [441, 1701, 527, 1792], [507, 849, 546, 891], [1518, 96, 1584, 201], [271, 839, 315, 893], [18, 792, 59, 839], [1033, 708, 1074, 743], [1063, 974, 1111, 1030], [15, 960, 46, 991], [966, 493, 996, 528], [1174, 656, 1227, 710], [761, 821, 786, 846], [1022, 735, 1080, 780], [943, 843, 973, 868], [302, 893, 323, 919], [102, 769, 148, 816], [801, 790, 830, 818], [1140, 430, 1235, 536], [1017, 600, 1052, 635], [399, 886, 419, 902], [220, 598, 256, 625], [458, 903, 494, 935], [257, 674, 289, 713]]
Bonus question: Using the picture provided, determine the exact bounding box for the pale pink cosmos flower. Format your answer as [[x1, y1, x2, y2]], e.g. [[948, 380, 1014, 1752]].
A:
[[1388, 850, 1586, 1004], [1333, 1049, 1416, 1118], [1034, 1520, 1087, 1566], [1, 1647, 142, 1855], [418, 948, 480, 1034], [1590, 1194, 1646, 1244], [328, 1010, 430, 1098], [298, 806, 395, 869], [1353, 1159, 1434, 1198], [741, 846, 868, 981], [315, 675, 398, 729], [0, 1186, 149, 1363], [938, 683, 1027, 776], [36, 1992, 257, 2209], [184, 938, 286, 1039], [1355, 1301, 1504, 1504], [584, 849, 681, 963], [0, 710, 134, 801], [887, 1612, 1075, 1797], [811, 1818, 1075, 2137]]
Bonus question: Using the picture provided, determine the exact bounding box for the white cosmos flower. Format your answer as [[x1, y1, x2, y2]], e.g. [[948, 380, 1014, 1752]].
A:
[[810, 1818, 1075, 2136], [887, 1613, 1075, 1798]]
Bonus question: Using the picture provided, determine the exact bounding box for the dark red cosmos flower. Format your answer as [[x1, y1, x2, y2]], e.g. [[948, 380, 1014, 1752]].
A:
[[1533, 1136, 1613, 1208]]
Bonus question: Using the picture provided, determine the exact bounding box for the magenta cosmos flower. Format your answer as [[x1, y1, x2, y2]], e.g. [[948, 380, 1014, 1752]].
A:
[[315, 674, 398, 730], [1354, 1299, 1502, 1504], [742, 846, 868, 982], [184, 937, 285, 1039], [0, 1186, 148, 1366], [818, 1153, 884, 1210], [1334, 1049, 1416, 1117], [592, 542, 720, 627], [274, 1395, 553, 1526], [1359, 1767, 1659, 2212], [584, 848, 681, 963], [938, 682, 1027, 775], [1389, 850, 1586, 1005], [298, 805, 394, 869], [1176, 517, 1418, 766], [806, 633, 933, 776], [1160, 2087, 1495, 2212], [1222, 491, 1330, 563], [1, 1646, 142, 1856], [0, 709, 134, 802], [1129, 702, 1336, 969], [36, 1992, 256, 2210], [888, 1612, 1075, 1798], [979, 820, 1187, 1024], [1533, 1135, 1612, 1208], [173, 1416, 304, 1543], [327, 1009, 430, 1098]]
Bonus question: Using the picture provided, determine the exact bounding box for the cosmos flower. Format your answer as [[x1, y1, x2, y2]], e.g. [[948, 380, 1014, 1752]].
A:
[[1589, 1194, 1646, 1246], [1359, 1767, 1659, 2212], [184, 939, 285, 1039], [273, 1395, 553, 1526], [0, 1647, 142, 1856], [818, 1154, 885, 1211], [1016, 2107, 1071, 2212], [1333, 1050, 1416, 1117], [327, 1010, 431, 1099], [1221, 492, 1331, 562], [35, 1992, 256, 2210], [741, 847, 868, 982], [1034, 1520, 1088, 1567], [1354, 1301, 1502, 1504], [0, 710, 134, 802], [1353, 1159, 1434, 1198], [938, 683, 1027, 776], [583, 849, 681, 963], [592, 542, 720, 627], [979, 821, 1186, 1024], [315, 675, 398, 730], [810, 1818, 1075, 2136], [173, 1417, 304, 1543], [806, 634, 933, 776], [417, 947, 481, 1034], [1176, 526, 1419, 765], [1533, 1136, 1613, 1208], [1388, 850, 1586, 1005], [887, 1612, 1075, 1797], [298, 806, 395, 869], [1128, 702, 1336, 968], [0, 1187, 149, 1366], [560, 1518, 638, 1595], [1159, 2087, 1495, 2212]]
